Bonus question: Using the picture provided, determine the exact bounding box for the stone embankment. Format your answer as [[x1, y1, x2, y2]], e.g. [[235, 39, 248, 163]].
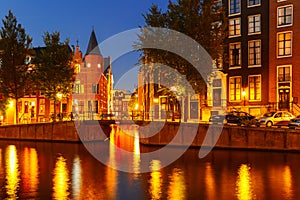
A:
[[1, 121, 300, 152], [139, 122, 300, 152], [0, 120, 113, 142]]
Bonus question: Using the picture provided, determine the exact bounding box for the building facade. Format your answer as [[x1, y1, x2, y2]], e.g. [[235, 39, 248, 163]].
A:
[[223, 0, 270, 116], [269, 0, 300, 114], [72, 29, 113, 120], [212, 0, 300, 117], [0, 29, 113, 124]]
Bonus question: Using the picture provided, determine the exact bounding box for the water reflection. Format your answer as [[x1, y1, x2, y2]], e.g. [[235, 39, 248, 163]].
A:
[[53, 155, 70, 200], [5, 145, 20, 199], [168, 168, 186, 200], [236, 164, 255, 200], [106, 127, 117, 200], [72, 156, 81, 200], [205, 162, 216, 200], [22, 147, 39, 196], [0, 148, 3, 177], [133, 128, 140, 176], [149, 160, 162, 200], [282, 165, 293, 199], [0, 126, 300, 199]]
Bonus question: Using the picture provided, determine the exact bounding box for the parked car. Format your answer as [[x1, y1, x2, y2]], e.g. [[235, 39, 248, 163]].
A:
[[209, 111, 256, 126], [288, 115, 300, 129], [256, 111, 294, 127]]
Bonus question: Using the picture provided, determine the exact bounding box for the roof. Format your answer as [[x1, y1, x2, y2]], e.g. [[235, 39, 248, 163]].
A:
[[86, 29, 102, 56]]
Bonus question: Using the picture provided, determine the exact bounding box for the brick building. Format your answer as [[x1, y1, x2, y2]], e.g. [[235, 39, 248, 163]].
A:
[[210, 0, 300, 117], [72, 29, 113, 120]]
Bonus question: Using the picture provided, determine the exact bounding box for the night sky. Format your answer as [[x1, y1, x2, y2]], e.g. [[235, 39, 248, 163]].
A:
[[0, 0, 169, 91]]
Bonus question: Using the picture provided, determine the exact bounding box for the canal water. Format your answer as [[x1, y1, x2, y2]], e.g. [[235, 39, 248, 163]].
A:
[[0, 124, 300, 200]]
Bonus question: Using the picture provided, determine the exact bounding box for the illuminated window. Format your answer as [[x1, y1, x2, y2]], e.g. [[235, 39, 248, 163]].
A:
[[229, 0, 241, 15], [248, 40, 261, 66], [229, 43, 241, 67], [75, 64, 80, 73], [39, 99, 45, 114], [87, 63, 91, 68], [73, 81, 84, 94], [229, 18, 241, 37], [229, 76, 241, 101], [248, 15, 261, 34], [248, 75, 261, 101], [98, 64, 101, 68], [277, 31, 292, 57], [278, 5, 293, 27]]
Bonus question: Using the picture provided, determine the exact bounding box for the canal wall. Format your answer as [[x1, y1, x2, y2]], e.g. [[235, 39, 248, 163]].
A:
[[139, 122, 300, 152], [0, 120, 113, 142]]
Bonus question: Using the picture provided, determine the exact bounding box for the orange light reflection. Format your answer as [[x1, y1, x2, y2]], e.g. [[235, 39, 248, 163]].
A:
[[149, 160, 162, 200], [282, 165, 293, 199], [22, 147, 39, 195], [53, 155, 70, 200], [236, 164, 256, 200], [5, 145, 20, 199], [167, 168, 186, 200]]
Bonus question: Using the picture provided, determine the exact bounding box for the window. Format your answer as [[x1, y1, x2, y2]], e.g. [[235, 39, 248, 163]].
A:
[[229, 0, 240, 15], [278, 66, 291, 82], [229, 43, 241, 67], [248, 0, 260, 7], [73, 81, 84, 94], [248, 15, 261, 34], [92, 84, 99, 94], [277, 32, 292, 57], [248, 40, 261, 66], [248, 75, 261, 101], [278, 5, 293, 27], [230, 77, 241, 101], [79, 101, 84, 113], [91, 101, 98, 113], [229, 18, 241, 37], [39, 99, 45, 114]]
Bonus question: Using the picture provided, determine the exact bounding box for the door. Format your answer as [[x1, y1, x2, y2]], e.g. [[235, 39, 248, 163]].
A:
[[279, 89, 290, 109]]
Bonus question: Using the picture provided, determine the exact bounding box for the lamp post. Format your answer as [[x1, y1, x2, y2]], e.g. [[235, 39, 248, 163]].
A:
[[242, 90, 246, 107]]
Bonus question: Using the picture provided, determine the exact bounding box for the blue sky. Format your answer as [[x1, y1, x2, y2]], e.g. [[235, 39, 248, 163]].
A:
[[0, 0, 169, 92]]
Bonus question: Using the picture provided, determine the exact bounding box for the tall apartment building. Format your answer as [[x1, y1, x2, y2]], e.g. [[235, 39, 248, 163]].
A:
[[269, 0, 300, 113], [223, 0, 269, 116], [221, 0, 300, 116]]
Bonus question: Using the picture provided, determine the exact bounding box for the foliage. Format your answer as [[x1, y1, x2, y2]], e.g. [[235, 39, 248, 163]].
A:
[[137, 0, 227, 94], [0, 10, 33, 123], [33, 32, 75, 102]]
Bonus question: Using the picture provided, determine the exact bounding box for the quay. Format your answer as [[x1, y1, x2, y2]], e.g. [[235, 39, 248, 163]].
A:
[[139, 122, 300, 152], [0, 120, 114, 143], [0, 121, 300, 152]]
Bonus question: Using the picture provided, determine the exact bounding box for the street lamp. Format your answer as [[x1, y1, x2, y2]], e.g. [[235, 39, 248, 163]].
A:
[[242, 90, 246, 107]]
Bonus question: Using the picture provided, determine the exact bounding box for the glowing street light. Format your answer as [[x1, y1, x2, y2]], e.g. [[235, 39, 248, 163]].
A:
[[242, 90, 246, 107], [56, 92, 63, 100]]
